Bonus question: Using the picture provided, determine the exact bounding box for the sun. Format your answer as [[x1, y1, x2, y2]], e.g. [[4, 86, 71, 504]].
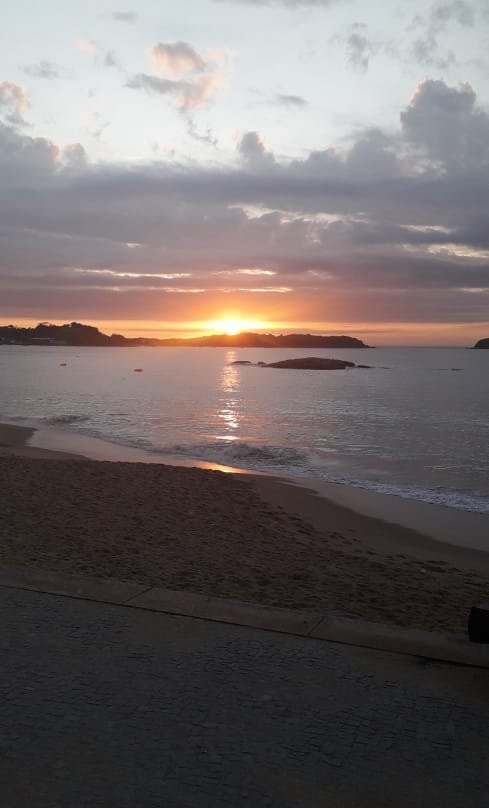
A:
[[207, 318, 265, 335]]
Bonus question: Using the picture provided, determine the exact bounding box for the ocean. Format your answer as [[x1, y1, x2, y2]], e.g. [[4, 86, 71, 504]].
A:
[[1, 344, 488, 513]]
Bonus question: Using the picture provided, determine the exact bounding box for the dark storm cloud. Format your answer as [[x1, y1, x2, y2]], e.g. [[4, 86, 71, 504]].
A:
[[1, 79, 489, 323]]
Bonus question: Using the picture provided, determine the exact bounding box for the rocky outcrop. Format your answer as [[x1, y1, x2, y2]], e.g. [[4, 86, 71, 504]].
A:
[[265, 357, 356, 370], [474, 338, 489, 349]]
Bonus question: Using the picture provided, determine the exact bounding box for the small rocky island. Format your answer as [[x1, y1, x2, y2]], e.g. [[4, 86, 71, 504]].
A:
[[231, 357, 370, 370], [474, 338, 489, 349], [267, 357, 356, 369]]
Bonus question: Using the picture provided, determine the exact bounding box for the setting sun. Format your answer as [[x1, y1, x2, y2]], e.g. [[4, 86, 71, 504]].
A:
[[207, 318, 266, 335]]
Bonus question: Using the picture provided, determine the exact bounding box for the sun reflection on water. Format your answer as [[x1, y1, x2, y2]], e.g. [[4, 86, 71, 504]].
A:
[[216, 351, 241, 440]]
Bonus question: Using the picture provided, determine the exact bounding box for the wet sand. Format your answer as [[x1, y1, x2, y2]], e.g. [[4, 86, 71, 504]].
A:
[[1, 422, 489, 634]]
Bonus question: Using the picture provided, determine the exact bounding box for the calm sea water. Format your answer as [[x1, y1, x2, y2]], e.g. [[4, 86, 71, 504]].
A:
[[1, 345, 488, 512]]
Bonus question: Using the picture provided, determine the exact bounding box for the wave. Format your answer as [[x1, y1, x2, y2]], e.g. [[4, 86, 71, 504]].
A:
[[328, 478, 489, 514], [157, 440, 309, 468], [154, 441, 489, 512], [3, 413, 91, 427], [46, 414, 91, 425]]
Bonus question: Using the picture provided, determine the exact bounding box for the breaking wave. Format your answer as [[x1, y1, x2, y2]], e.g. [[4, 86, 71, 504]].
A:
[[159, 440, 309, 469], [328, 478, 489, 514], [46, 414, 91, 425]]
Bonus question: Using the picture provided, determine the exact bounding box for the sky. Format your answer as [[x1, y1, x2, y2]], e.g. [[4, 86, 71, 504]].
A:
[[1, 0, 489, 344]]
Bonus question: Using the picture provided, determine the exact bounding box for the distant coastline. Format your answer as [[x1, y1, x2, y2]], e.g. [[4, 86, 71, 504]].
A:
[[0, 321, 371, 349]]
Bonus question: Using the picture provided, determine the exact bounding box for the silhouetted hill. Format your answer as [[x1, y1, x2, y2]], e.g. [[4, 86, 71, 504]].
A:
[[0, 322, 371, 348], [0, 322, 160, 347], [474, 338, 489, 349], [153, 332, 370, 348]]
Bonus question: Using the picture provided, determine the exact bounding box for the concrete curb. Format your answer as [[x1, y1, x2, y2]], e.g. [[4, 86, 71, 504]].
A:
[[1, 564, 488, 669]]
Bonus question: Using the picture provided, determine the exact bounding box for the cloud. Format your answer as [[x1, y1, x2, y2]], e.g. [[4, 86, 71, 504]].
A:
[[151, 42, 206, 76], [345, 23, 372, 73], [126, 72, 220, 111], [275, 93, 307, 107], [411, 39, 455, 70], [126, 41, 228, 112], [1, 79, 489, 329], [62, 143, 88, 171], [74, 39, 97, 54], [346, 128, 401, 179], [104, 50, 120, 69], [238, 131, 275, 167], [112, 10, 137, 23], [23, 61, 60, 80], [186, 117, 218, 147], [77, 269, 191, 279], [236, 268, 276, 275], [0, 82, 28, 126], [0, 120, 62, 185], [401, 79, 489, 171], [409, 1, 476, 68], [430, 0, 475, 28], [88, 110, 111, 142]]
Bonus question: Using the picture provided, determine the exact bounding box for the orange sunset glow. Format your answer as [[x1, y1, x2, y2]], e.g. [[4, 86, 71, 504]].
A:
[[6, 317, 488, 346], [206, 318, 266, 335]]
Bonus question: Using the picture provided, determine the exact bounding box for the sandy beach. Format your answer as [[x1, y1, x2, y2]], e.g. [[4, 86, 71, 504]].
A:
[[1, 421, 489, 635]]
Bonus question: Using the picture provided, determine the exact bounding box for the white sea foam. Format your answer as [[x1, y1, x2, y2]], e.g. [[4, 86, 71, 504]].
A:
[[46, 414, 91, 425], [162, 440, 308, 467]]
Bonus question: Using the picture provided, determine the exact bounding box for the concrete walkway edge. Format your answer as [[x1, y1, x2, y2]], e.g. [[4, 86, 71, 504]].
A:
[[1, 563, 488, 669]]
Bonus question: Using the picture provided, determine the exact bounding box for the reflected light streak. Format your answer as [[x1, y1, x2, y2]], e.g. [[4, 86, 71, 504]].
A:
[[216, 351, 241, 440]]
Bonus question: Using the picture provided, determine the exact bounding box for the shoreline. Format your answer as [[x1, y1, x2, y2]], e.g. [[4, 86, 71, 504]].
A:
[[2, 420, 489, 634], [4, 419, 489, 555]]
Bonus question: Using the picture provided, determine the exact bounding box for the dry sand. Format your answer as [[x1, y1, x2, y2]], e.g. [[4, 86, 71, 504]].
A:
[[1, 422, 489, 634]]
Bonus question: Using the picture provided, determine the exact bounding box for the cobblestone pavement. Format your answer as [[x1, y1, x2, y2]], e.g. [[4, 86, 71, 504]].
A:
[[1, 586, 489, 808]]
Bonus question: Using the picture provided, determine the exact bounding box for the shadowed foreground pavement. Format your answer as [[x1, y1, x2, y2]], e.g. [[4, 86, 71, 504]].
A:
[[1, 586, 488, 808]]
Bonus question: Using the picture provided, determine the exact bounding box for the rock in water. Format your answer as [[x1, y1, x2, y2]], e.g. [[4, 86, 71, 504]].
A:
[[266, 357, 356, 370], [474, 338, 489, 349]]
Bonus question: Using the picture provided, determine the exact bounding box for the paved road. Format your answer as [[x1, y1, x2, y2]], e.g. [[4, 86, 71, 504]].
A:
[[1, 586, 488, 808]]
